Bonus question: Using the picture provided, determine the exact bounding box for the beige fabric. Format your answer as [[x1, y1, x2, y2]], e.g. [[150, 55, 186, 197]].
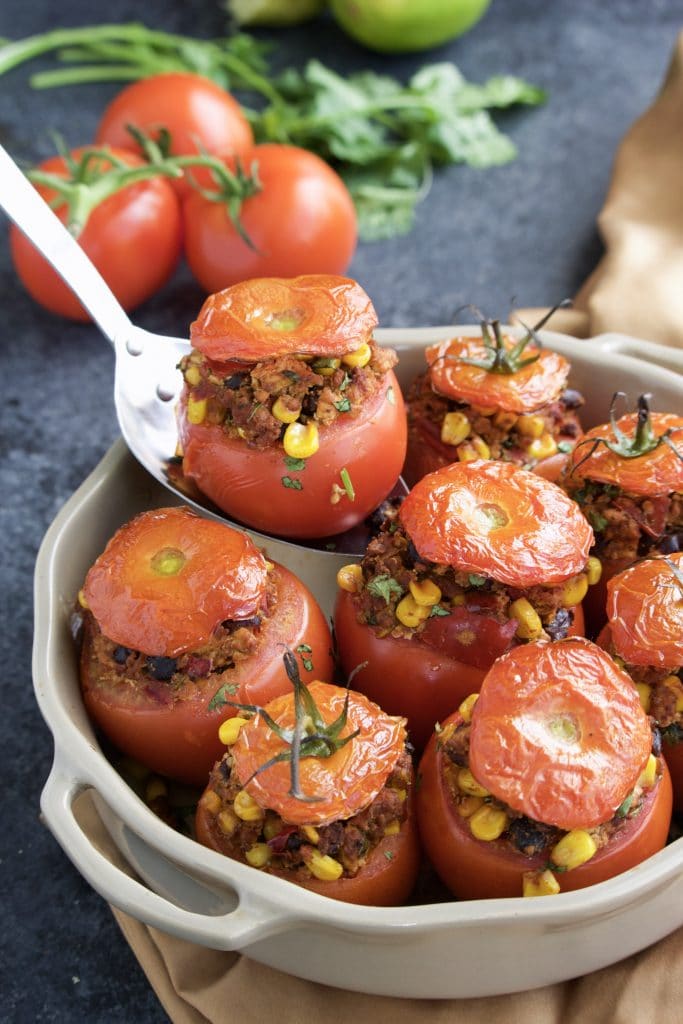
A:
[[514, 31, 683, 348], [76, 31, 683, 1024]]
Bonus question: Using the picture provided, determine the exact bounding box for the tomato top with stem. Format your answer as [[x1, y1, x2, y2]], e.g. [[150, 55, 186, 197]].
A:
[[468, 637, 653, 830], [606, 552, 683, 669], [83, 506, 269, 657]]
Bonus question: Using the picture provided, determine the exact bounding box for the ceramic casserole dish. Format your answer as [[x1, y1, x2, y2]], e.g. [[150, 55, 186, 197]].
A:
[[33, 327, 683, 999]]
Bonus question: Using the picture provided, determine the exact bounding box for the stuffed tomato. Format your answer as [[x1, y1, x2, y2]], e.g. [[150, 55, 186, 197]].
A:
[[403, 313, 583, 487], [195, 653, 420, 905], [417, 638, 672, 900], [561, 393, 683, 634], [598, 552, 683, 813], [78, 507, 333, 786], [334, 459, 598, 750], [177, 274, 406, 539]]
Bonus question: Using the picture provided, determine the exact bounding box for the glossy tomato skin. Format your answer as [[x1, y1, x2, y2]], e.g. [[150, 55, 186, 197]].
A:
[[182, 144, 357, 292], [178, 371, 406, 538], [334, 588, 585, 752], [417, 710, 673, 900], [80, 563, 333, 787], [95, 72, 254, 196], [195, 767, 420, 906], [10, 148, 182, 320]]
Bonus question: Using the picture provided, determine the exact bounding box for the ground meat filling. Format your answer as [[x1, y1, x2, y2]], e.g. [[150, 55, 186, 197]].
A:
[[203, 747, 413, 880], [80, 574, 277, 706], [565, 482, 683, 563], [406, 372, 583, 467], [439, 720, 662, 860], [605, 650, 683, 747], [179, 342, 398, 449], [351, 514, 582, 644]]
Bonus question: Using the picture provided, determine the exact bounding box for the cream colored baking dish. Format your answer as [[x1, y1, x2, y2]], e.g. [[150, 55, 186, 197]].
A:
[[33, 327, 683, 999]]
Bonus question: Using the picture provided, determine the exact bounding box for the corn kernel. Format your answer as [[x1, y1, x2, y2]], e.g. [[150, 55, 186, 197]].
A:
[[395, 593, 431, 628], [457, 442, 481, 463], [283, 421, 319, 459], [494, 410, 518, 430], [458, 692, 479, 723], [394, 789, 407, 803], [272, 396, 301, 423], [184, 365, 201, 386], [263, 813, 282, 841], [218, 716, 249, 746], [523, 869, 561, 897], [384, 820, 401, 836], [471, 436, 491, 459], [456, 795, 483, 818], [586, 556, 602, 586], [245, 843, 271, 868], [509, 598, 543, 639], [302, 825, 319, 845], [639, 753, 658, 789], [233, 789, 264, 823], [200, 790, 222, 815], [77, 588, 89, 609], [217, 809, 238, 835], [457, 767, 489, 798], [469, 804, 509, 841], [337, 563, 363, 593], [342, 343, 372, 368], [551, 829, 597, 870], [560, 573, 589, 608], [145, 777, 167, 803], [313, 357, 341, 376], [187, 395, 207, 425], [409, 578, 442, 607], [306, 850, 344, 882], [517, 414, 546, 438], [527, 434, 559, 460], [441, 411, 471, 446], [636, 683, 652, 713]]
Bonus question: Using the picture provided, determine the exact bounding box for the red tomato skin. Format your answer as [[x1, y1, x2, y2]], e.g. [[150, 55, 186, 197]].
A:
[[10, 148, 182, 320], [182, 144, 357, 292], [663, 740, 683, 815], [334, 588, 585, 752], [195, 777, 420, 906], [417, 712, 673, 900], [95, 72, 254, 196], [178, 372, 406, 539], [80, 564, 333, 786], [582, 556, 634, 639]]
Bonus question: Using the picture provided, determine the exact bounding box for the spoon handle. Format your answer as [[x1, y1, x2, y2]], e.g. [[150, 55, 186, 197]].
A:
[[0, 143, 131, 347]]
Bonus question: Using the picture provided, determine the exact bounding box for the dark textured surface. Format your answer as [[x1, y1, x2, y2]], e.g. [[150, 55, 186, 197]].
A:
[[0, 2, 680, 1021]]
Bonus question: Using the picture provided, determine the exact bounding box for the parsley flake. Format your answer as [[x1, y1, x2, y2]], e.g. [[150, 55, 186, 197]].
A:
[[367, 574, 403, 604], [208, 683, 239, 711], [284, 456, 306, 472], [468, 573, 488, 588], [429, 604, 450, 617], [335, 397, 352, 413], [282, 475, 303, 491]]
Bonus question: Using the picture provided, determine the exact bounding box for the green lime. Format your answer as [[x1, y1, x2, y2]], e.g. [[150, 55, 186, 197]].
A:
[[329, 0, 491, 53]]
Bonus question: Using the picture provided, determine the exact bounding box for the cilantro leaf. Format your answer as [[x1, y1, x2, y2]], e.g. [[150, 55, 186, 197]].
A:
[[208, 683, 239, 711], [282, 475, 303, 491], [284, 456, 306, 471], [367, 574, 404, 604]]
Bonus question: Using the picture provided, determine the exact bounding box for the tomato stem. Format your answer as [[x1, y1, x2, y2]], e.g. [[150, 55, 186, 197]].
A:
[[571, 393, 683, 473]]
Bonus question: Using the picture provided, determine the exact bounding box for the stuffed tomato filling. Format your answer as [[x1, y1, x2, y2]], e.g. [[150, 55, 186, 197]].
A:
[[566, 481, 683, 562], [340, 510, 597, 648], [79, 575, 276, 705], [179, 340, 398, 449], [406, 373, 583, 468], [439, 713, 665, 892], [198, 746, 412, 881], [606, 655, 683, 749]]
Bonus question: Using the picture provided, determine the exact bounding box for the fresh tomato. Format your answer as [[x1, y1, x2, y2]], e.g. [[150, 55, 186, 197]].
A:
[[399, 460, 594, 588], [95, 72, 254, 196], [182, 144, 357, 292], [334, 589, 585, 752], [605, 553, 683, 669], [10, 147, 182, 320], [195, 680, 420, 905], [79, 508, 333, 786], [469, 638, 653, 829], [417, 705, 672, 900]]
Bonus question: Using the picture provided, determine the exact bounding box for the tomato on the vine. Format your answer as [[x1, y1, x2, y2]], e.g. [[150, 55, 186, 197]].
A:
[[10, 147, 182, 320], [182, 144, 358, 292]]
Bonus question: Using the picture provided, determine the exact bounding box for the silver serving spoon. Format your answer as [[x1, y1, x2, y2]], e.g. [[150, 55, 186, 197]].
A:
[[0, 142, 407, 566]]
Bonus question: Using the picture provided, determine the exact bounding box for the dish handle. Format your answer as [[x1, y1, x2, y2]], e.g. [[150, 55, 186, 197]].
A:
[[589, 333, 683, 377], [40, 757, 295, 951]]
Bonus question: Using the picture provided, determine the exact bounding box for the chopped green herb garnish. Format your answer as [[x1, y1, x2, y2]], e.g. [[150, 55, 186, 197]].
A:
[[429, 604, 450, 617], [340, 467, 356, 501], [384, 850, 395, 861], [284, 456, 306, 471], [296, 642, 314, 672], [616, 793, 634, 818], [282, 475, 304, 490], [557, 441, 573, 453], [339, 371, 352, 391], [367, 574, 403, 604], [587, 510, 608, 532], [468, 573, 488, 588], [208, 683, 239, 711], [335, 397, 352, 413]]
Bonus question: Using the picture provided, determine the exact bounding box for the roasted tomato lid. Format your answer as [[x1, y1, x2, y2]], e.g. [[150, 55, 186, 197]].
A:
[[83, 507, 269, 657], [606, 552, 683, 669], [566, 396, 683, 496], [190, 274, 378, 362], [398, 460, 594, 587], [426, 333, 570, 414], [233, 678, 406, 827], [469, 638, 653, 830]]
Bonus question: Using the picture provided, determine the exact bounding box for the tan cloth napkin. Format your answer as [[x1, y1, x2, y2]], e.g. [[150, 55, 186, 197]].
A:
[[73, 792, 683, 1024], [76, 31, 683, 1024], [515, 30, 683, 348]]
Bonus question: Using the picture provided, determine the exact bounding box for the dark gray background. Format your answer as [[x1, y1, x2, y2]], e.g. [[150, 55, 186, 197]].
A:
[[1, 1, 681, 1020]]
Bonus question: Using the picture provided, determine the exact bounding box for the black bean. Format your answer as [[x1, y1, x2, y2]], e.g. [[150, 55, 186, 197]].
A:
[[658, 533, 682, 555], [545, 607, 573, 641], [224, 372, 247, 390], [286, 832, 303, 852], [301, 387, 320, 418], [651, 726, 662, 758], [562, 388, 585, 410], [508, 817, 551, 855], [146, 656, 177, 681], [112, 645, 132, 665]]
